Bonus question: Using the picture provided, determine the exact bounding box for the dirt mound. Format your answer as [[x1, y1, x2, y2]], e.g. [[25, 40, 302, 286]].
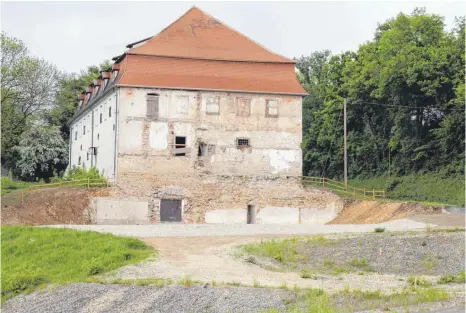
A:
[[328, 200, 442, 224], [1, 187, 110, 225]]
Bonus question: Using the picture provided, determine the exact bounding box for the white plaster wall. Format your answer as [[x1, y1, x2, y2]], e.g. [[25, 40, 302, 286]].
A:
[[69, 91, 117, 181], [149, 122, 168, 150], [116, 87, 302, 177]]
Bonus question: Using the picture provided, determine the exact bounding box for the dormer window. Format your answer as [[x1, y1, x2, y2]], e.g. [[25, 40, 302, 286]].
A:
[[103, 79, 108, 89], [94, 86, 99, 95], [111, 64, 120, 81]]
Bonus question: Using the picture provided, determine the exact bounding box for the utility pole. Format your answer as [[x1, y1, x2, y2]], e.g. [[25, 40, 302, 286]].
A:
[[344, 98, 348, 191]]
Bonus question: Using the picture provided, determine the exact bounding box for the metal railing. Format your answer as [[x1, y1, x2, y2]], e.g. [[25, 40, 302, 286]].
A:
[[302, 176, 386, 200]]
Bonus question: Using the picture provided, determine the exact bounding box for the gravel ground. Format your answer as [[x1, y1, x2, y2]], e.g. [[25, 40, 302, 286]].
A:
[[250, 232, 465, 276], [3, 283, 463, 313], [2, 283, 292, 313], [42, 219, 431, 237]]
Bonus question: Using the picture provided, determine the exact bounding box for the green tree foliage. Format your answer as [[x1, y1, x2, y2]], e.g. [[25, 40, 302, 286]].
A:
[[45, 61, 111, 140], [12, 126, 69, 181], [1, 33, 61, 172], [298, 9, 465, 179], [1, 32, 109, 180]]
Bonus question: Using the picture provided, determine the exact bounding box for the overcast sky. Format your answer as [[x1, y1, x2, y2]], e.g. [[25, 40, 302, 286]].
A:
[[1, 1, 464, 74]]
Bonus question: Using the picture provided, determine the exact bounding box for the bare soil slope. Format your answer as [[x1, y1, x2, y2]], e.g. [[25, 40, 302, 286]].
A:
[[329, 200, 442, 224], [1, 187, 110, 225]]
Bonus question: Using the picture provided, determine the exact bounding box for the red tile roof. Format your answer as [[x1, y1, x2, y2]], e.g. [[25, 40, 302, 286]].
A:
[[114, 6, 307, 95], [128, 6, 294, 63], [117, 55, 307, 95]]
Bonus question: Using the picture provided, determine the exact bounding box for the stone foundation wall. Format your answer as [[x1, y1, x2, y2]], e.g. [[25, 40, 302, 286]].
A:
[[114, 158, 343, 223]]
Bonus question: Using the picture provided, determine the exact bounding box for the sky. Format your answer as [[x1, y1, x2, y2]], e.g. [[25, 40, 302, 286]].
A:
[[1, 1, 464, 74]]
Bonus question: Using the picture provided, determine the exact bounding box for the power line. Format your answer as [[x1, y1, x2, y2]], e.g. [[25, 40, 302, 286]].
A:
[[353, 100, 465, 111]]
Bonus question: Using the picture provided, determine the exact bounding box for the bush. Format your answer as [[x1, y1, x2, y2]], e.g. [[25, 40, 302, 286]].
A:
[[374, 227, 385, 233]]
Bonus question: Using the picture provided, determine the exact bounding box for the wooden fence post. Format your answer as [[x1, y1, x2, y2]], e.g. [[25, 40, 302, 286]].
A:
[[87, 177, 90, 189]]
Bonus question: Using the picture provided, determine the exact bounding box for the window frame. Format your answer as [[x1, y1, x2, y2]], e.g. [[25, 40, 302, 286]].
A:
[[146, 93, 159, 119], [265, 99, 279, 118], [206, 96, 220, 115], [176, 95, 189, 115], [236, 98, 251, 117]]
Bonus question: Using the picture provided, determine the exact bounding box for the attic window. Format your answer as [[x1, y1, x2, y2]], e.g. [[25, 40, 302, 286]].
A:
[[103, 79, 108, 88], [94, 86, 99, 95], [266, 100, 279, 117], [236, 138, 249, 148], [206, 97, 220, 115]]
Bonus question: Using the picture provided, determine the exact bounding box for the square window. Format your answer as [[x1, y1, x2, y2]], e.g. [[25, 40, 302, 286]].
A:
[[206, 97, 220, 115], [236, 138, 249, 148], [266, 100, 279, 117], [237, 98, 250, 117], [176, 96, 189, 115]]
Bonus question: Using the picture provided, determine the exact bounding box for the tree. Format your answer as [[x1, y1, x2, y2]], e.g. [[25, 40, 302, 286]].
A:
[[46, 61, 111, 139], [1, 32, 61, 171], [12, 126, 69, 181], [299, 8, 465, 179]]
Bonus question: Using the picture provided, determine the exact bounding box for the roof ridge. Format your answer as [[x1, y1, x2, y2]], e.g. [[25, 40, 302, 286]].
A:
[[127, 6, 294, 63]]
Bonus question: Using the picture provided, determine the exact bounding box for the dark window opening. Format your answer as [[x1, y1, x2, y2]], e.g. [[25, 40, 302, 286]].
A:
[[83, 125, 86, 134], [78, 156, 81, 165], [80, 145, 82, 151], [75, 131, 77, 140], [198, 143, 206, 156], [99, 113, 103, 123], [109, 106, 112, 117], [237, 138, 249, 148], [175, 136, 186, 156], [87, 153, 89, 161], [97, 133, 100, 140]]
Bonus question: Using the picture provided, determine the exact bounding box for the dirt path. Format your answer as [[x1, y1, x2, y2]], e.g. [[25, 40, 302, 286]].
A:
[[112, 235, 430, 293]]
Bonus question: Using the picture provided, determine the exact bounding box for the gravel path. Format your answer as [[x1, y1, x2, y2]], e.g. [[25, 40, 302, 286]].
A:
[[43, 219, 431, 237], [2, 283, 292, 313], [252, 232, 465, 276]]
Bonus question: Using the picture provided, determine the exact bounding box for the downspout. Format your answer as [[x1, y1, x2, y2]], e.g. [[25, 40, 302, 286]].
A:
[[91, 108, 95, 168], [113, 87, 119, 185]]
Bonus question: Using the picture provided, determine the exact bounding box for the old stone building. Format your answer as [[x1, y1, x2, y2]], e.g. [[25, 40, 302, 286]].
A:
[[69, 7, 341, 223]]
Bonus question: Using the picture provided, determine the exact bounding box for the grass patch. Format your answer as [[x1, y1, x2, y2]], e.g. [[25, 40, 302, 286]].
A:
[[241, 238, 300, 264], [1, 177, 34, 195], [348, 258, 373, 272], [350, 173, 464, 206], [1, 226, 154, 303], [438, 271, 465, 284], [407, 276, 432, 287], [374, 227, 386, 233], [300, 269, 317, 279]]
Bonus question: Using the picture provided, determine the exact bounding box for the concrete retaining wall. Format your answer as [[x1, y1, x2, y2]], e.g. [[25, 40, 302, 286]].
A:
[[205, 206, 338, 225], [93, 197, 150, 225], [204, 208, 247, 224], [300, 208, 338, 224]]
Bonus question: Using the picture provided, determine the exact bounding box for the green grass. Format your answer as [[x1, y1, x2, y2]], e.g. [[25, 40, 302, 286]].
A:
[[263, 286, 449, 313], [1, 177, 34, 195], [1, 226, 154, 303], [438, 270, 465, 284], [350, 173, 465, 206]]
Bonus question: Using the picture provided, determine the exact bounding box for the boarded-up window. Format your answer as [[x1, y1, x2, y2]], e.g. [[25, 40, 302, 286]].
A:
[[237, 98, 250, 117], [147, 94, 159, 119], [206, 97, 220, 115], [266, 100, 279, 117], [176, 96, 189, 115]]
